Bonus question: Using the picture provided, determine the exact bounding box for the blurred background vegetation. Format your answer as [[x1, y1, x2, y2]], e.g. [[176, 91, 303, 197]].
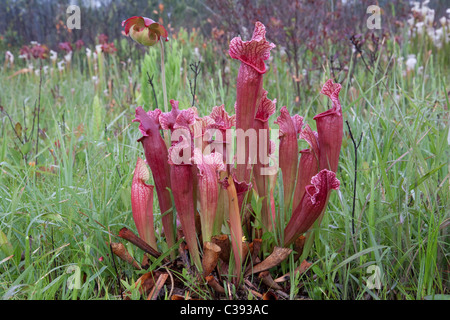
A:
[[1, 0, 448, 48], [2, 0, 449, 98]]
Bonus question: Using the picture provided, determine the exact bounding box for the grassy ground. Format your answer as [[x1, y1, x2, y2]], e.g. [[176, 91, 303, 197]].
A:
[[0, 26, 449, 300]]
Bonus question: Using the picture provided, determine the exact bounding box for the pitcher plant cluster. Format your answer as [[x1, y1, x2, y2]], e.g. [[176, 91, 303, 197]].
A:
[[121, 17, 343, 285]]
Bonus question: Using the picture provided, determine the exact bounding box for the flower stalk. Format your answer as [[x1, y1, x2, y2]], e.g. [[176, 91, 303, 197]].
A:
[[159, 38, 169, 114]]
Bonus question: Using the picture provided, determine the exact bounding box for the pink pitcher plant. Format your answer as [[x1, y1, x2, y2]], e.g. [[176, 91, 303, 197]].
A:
[[123, 19, 343, 285]]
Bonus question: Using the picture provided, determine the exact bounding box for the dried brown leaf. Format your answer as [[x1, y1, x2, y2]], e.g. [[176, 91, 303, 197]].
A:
[[244, 247, 292, 277]]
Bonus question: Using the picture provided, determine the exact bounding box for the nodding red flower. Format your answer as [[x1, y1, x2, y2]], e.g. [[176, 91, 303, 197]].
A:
[[284, 169, 340, 246], [131, 157, 157, 251], [229, 21, 275, 183], [58, 42, 73, 53], [122, 16, 168, 46], [313, 79, 343, 173], [193, 149, 225, 243], [275, 106, 303, 210], [133, 106, 176, 254], [253, 89, 277, 231]]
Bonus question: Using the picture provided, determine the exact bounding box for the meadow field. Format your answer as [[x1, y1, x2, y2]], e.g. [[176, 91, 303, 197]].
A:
[[0, 0, 449, 300]]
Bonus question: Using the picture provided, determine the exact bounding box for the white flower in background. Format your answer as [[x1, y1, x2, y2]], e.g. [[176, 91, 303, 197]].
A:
[[30, 41, 39, 46], [43, 65, 49, 74], [86, 47, 92, 58], [407, 16, 415, 27], [50, 50, 57, 62], [410, 1, 420, 10], [279, 46, 287, 58], [5, 51, 14, 64], [28, 64, 34, 71], [411, 0, 434, 25], [415, 21, 425, 35], [34, 69, 40, 76], [64, 51, 72, 63], [193, 47, 203, 62], [408, 1, 450, 49], [424, 9, 435, 26], [432, 28, 444, 48], [406, 54, 417, 72], [417, 65, 424, 74], [95, 44, 102, 54], [57, 60, 65, 72], [92, 76, 99, 85]]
